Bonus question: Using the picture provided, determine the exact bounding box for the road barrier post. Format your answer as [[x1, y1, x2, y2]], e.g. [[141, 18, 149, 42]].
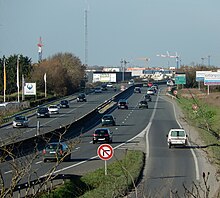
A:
[[36, 121, 40, 136]]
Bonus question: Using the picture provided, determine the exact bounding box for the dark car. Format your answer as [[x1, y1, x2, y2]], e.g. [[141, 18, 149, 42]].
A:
[[93, 128, 113, 144], [138, 100, 148, 109], [42, 142, 70, 162], [12, 115, 29, 128], [77, 93, 87, 102], [117, 99, 128, 109], [134, 87, 141, 93], [144, 94, 152, 102], [101, 114, 116, 126], [36, 107, 50, 118], [101, 83, 107, 91], [60, 100, 69, 108]]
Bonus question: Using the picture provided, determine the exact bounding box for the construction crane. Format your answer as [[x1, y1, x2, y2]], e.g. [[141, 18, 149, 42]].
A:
[[157, 51, 180, 69]]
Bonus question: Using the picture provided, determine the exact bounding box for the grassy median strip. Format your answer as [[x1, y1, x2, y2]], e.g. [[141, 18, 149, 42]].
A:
[[40, 150, 144, 198]]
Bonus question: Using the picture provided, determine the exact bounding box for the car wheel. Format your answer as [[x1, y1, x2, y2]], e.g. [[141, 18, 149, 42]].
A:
[[43, 158, 47, 163], [93, 141, 96, 144]]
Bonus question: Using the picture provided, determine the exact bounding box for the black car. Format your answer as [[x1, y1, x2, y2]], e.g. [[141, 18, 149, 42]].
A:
[[42, 142, 70, 162], [138, 100, 148, 109], [36, 107, 50, 118], [117, 99, 128, 109], [144, 94, 152, 102], [101, 114, 116, 126], [77, 93, 87, 102], [60, 100, 69, 108], [93, 128, 113, 144], [101, 83, 107, 91], [134, 87, 141, 93]]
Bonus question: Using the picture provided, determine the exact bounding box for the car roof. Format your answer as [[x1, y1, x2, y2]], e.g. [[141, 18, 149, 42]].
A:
[[61, 100, 68, 102], [95, 128, 110, 131], [169, 128, 185, 132], [38, 107, 48, 110], [119, 99, 127, 102], [103, 114, 113, 117]]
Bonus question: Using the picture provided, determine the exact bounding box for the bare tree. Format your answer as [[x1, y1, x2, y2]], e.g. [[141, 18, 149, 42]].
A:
[[0, 127, 80, 198]]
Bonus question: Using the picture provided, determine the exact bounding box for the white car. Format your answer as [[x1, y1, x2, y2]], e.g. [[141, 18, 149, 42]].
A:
[[106, 83, 113, 88], [48, 105, 59, 114], [167, 128, 188, 148], [147, 88, 155, 95], [12, 115, 29, 128]]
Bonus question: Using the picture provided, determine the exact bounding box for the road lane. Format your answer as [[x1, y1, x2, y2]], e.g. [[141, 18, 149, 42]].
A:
[[0, 90, 119, 144]]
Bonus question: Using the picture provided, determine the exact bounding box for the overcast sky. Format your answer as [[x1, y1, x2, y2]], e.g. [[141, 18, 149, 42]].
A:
[[0, 0, 220, 68]]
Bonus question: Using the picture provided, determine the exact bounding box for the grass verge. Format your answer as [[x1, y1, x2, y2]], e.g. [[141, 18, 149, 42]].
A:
[[177, 93, 220, 166], [39, 150, 144, 198]]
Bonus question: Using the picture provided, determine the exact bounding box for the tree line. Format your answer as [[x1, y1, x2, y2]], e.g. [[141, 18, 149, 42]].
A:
[[0, 52, 86, 98]]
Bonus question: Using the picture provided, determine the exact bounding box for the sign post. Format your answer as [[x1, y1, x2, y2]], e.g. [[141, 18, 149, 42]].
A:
[[97, 144, 114, 175]]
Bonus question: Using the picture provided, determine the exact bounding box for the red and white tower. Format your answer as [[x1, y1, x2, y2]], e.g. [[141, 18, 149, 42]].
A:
[[37, 37, 43, 62]]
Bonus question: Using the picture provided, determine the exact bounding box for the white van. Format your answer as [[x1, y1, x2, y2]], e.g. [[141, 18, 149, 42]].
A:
[[167, 128, 188, 148]]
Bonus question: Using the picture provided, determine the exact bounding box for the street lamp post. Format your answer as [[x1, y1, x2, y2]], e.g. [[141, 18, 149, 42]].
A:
[[120, 59, 124, 82]]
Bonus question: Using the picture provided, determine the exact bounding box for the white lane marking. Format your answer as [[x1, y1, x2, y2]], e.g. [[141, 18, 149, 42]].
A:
[[161, 96, 200, 181], [41, 100, 158, 177], [35, 161, 43, 165], [4, 170, 12, 174]]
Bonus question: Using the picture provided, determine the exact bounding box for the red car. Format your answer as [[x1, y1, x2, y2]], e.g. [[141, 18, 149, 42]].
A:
[[147, 82, 153, 87]]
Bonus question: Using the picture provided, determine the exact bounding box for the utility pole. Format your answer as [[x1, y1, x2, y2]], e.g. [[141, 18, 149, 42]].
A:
[[208, 55, 211, 67], [201, 57, 205, 65], [84, 9, 88, 66]]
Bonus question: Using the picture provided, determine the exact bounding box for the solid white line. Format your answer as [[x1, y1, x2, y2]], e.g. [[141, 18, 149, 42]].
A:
[[4, 170, 12, 174], [35, 161, 43, 164], [46, 97, 160, 176], [161, 96, 200, 181]]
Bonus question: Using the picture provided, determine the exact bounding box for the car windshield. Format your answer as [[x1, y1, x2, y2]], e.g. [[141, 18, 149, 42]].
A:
[[15, 116, 25, 121], [140, 101, 147, 104], [61, 100, 68, 104], [49, 106, 57, 108], [79, 94, 85, 98], [38, 108, 47, 113], [103, 115, 113, 120], [119, 102, 126, 105], [46, 143, 61, 150], [95, 129, 108, 135], [171, 130, 185, 137]]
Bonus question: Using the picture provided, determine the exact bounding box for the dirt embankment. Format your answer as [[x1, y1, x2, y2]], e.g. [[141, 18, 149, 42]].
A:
[[180, 88, 220, 107]]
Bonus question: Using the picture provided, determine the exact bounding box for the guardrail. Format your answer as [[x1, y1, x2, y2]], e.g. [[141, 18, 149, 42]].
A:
[[0, 89, 95, 128], [2, 85, 134, 197]]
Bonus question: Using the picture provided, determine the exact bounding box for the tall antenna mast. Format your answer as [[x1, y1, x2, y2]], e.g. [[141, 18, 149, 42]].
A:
[[37, 37, 43, 62], [84, 9, 88, 66]]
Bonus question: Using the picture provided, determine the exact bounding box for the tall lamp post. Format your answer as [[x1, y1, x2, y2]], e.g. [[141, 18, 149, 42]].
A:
[[120, 59, 129, 82]]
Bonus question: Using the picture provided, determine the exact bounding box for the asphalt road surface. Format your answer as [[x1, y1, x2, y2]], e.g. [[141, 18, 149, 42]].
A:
[[1, 86, 203, 197]]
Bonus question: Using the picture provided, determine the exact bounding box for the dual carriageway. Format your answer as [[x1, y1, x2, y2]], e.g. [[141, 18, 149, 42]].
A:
[[0, 84, 209, 197]]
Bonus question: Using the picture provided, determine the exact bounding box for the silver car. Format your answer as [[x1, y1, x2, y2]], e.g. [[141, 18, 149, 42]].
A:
[[12, 115, 29, 128]]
